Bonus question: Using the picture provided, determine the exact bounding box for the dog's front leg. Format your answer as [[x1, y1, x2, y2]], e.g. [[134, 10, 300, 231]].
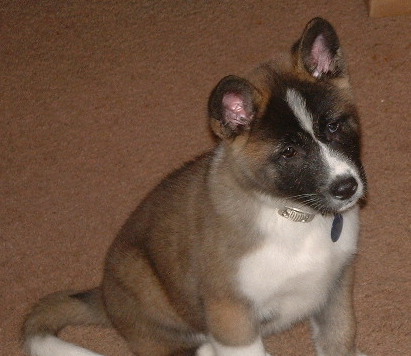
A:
[[199, 298, 268, 356], [311, 265, 366, 356]]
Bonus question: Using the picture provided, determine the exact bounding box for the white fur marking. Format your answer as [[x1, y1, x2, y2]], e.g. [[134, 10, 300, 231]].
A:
[[196, 343, 215, 356], [319, 142, 353, 178], [26, 335, 104, 356], [286, 88, 315, 136], [237, 204, 359, 331]]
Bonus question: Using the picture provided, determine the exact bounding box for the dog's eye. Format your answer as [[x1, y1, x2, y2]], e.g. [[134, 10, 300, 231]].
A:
[[281, 146, 298, 159], [327, 121, 341, 134]]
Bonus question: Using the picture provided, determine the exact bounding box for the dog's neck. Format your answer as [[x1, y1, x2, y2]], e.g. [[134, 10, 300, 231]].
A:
[[277, 204, 344, 242], [255, 193, 317, 223]]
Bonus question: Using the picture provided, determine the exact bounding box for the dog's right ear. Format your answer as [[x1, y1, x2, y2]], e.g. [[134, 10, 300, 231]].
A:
[[292, 17, 347, 80], [208, 75, 259, 139]]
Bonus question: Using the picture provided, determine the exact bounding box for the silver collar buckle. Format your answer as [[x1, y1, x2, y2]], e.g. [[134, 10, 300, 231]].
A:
[[278, 207, 315, 223]]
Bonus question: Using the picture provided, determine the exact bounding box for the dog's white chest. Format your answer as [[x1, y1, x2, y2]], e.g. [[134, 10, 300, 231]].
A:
[[236, 206, 359, 329]]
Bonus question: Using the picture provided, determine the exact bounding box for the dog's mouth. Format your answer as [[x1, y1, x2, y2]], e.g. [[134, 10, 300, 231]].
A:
[[326, 196, 362, 214], [290, 197, 357, 216], [290, 179, 366, 215]]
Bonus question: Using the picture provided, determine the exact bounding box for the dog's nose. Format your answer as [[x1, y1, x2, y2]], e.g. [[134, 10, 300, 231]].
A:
[[330, 177, 358, 200]]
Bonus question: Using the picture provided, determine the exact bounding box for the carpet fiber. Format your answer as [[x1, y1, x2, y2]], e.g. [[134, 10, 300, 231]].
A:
[[1, 1, 410, 355]]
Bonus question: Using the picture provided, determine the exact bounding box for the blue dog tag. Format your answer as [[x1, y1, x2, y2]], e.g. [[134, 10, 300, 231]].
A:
[[331, 213, 343, 242]]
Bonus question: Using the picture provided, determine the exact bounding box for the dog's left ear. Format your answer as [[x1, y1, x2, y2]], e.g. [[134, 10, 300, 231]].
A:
[[292, 17, 347, 80]]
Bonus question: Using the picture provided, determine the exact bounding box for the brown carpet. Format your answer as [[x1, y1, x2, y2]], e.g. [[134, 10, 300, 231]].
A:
[[1, 1, 410, 355]]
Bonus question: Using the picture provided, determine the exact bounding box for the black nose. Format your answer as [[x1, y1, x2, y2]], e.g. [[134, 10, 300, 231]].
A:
[[330, 177, 358, 200]]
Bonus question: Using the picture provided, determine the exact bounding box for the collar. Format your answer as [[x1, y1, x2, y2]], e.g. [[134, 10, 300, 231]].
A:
[[278, 206, 315, 223], [278, 206, 344, 242]]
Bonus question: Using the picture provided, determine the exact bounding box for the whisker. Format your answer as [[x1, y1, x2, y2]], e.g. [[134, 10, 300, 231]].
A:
[[278, 192, 335, 215]]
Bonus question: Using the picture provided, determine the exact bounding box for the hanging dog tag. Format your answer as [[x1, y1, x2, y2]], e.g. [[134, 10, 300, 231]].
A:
[[331, 213, 343, 242]]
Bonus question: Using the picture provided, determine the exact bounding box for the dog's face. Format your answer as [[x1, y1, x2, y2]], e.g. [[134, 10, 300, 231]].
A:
[[209, 18, 366, 214]]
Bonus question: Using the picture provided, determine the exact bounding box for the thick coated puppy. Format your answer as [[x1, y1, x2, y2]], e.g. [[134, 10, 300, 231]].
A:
[[23, 18, 368, 356]]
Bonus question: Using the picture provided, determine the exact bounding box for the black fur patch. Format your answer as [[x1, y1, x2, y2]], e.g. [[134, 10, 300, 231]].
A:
[[243, 74, 365, 213]]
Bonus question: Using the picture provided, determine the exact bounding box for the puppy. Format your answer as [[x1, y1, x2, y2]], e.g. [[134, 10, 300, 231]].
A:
[[23, 18, 368, 356]]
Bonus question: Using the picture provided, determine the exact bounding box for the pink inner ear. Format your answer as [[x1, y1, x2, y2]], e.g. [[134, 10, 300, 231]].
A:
[[311, 34, 333, 77], [222, 93, 251, 126]]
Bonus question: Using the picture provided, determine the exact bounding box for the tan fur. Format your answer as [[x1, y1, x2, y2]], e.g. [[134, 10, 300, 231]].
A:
[[205, 298, 258, 346], [311, 265, 357, 356]]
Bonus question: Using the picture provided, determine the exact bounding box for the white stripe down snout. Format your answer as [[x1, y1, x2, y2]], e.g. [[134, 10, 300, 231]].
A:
[[285, 89, 364, 208]]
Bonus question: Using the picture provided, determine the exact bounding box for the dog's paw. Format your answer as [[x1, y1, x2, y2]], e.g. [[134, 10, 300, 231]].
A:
[[356, 353, 368, 356], [195, 342, 272, 356], [196, 343, 215, 356]]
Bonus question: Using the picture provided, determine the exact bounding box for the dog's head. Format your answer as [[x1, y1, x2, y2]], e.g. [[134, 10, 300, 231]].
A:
[[208, 18, 366, 214]]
